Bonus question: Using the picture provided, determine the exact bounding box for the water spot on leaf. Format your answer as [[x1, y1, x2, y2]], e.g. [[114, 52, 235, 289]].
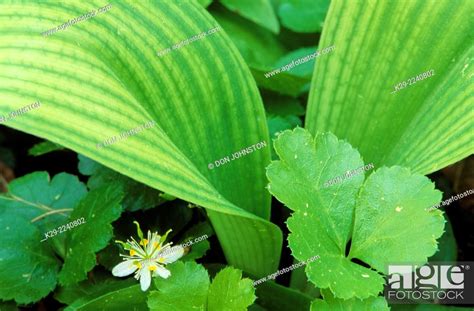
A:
[[395, 206, 403, 212], [362, 274, 369, 278]]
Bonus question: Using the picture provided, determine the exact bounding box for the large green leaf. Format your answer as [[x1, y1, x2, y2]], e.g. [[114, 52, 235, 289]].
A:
[[267, 128, 445, 299], [306, 0, 474, 174], [0, 1, 281, 277]]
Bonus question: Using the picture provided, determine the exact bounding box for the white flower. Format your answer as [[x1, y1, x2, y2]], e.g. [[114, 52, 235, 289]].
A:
[[112, 221, 184, 291]]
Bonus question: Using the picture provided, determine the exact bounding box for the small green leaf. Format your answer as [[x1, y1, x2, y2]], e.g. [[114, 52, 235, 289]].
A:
[[278, 0, 330, 32], [0, 214, 60, 304], [267, 128, 445, 299], [28, 141, 64, 156], [208, 267, 256, 311], [148, 261, 210, 311], [58, 185, 124, 285], [220, 0, 280, 33]]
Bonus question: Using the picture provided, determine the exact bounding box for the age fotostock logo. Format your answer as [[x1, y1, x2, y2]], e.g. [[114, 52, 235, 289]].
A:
[[385, 262, 474, 304]]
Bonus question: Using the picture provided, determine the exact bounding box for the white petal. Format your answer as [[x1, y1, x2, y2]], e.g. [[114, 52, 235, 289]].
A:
[[162, 245, 184, 263], [154, 266, 171, 279], [140, 268, 152, 291], [112, 260, 138, 277]]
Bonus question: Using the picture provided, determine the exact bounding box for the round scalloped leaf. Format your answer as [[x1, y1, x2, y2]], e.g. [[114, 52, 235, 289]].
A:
[[267, 128, 445, 299]]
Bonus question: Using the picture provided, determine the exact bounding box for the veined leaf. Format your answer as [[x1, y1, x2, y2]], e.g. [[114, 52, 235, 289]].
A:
[[267, 128, 445, 299], [0, 1, 281, 277], [306, 0, 474, 174]]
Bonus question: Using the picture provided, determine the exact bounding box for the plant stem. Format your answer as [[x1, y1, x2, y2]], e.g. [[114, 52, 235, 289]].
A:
[[31, 208, 73, 223]]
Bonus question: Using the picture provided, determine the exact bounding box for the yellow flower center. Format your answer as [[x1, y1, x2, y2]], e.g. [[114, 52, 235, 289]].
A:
[[140, 239, 149, 246], [130, 249, 137, 256], [134, 262, 142, 268], [158, 257, 165, 263], [149, 265, 157, 271]]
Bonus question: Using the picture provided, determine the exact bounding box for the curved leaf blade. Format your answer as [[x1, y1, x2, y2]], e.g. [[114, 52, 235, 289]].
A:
[[306, 0, 474, 174], [0, 0, 281, 277]]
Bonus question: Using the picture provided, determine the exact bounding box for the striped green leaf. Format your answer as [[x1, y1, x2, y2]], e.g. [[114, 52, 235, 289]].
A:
[[0, 0, 281, 277], [306, 0, 473, 174]]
